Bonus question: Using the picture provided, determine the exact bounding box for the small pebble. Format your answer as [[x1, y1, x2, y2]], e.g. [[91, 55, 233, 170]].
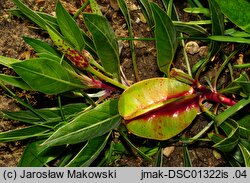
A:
[[237, 53, 244, 65], [185, 41, 200, 55], [199, 46, 209, 57], [163, 146, 175, 157], [138, 13, 147, 23], [212, 150, 222, 160]]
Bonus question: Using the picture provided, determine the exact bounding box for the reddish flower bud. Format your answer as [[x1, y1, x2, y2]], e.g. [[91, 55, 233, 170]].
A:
[[47, 27, 89, 69]]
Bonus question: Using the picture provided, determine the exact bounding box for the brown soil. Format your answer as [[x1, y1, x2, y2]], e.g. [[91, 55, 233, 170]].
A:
[[0, 0, 227, 167]]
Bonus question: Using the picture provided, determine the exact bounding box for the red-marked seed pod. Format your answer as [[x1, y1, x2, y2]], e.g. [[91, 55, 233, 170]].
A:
[[47, 27, 89, 69]]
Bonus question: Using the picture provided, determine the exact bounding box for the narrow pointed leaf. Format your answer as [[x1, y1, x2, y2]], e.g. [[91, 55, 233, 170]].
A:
[[183, 7, 210, 15], [42, 99, 121, 146], [18, 139, 65, 167], [238, 143, 250, 167], [57, 144, 82, 167], [208, 0, 224, 56], [118, 125, 152, 160], [56, 1, 85, 51], [209, 35, 250, 44], [174, 22, 208, 36], [0, 55, 20, 68], [117, 0, 139, 80], [83, 13, 120, 80], [12, 0, 48, 30], [215, 97, 250, 126], [215, 0, 250, 33], [23, 37, 61, 57], [11, 58, 84, 94], [0, 125, 53, 142], [150, 3, 178, 76], [183, 145, 192, 167], [240, 138, 250, 152], [37, 53, 75, 72], [10, 8, 96, 56], [0, 74, 32, 90], [213, 121, 239, 152], [138, 0, 154, 28], [89, 0, 102, 15], [225, 28, 250, 38], [66, 133, 110, 167], [239, 115, 250, 139], [154, 148, 163, 167], [10, 9, 60, 30], [1, 103, 87, 123]]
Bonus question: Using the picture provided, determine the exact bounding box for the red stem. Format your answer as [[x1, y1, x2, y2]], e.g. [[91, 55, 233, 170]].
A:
[[202, 92, 237, 106]]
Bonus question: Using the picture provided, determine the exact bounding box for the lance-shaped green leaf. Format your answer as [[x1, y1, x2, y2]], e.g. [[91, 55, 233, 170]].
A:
[[118, 78, 199, 140], [66, 132, 110, 167], [208, 0, 224, 56], [238, 142, 250, 167], [1, 103, 87, 123], [12, 0, 48, 30], [215, 0, 250, 33], [47, 27, 89, 69], [210, 121, 239, 152], [150, 3, 178, 76], [89, 0, 102, 15], [11, 58, 84, 94], [23, 37, 61, 57], [138, 0, 154, 28], [56, 1, 85, 51], [83, 13, 120, 80], [239, 115, 250, 139], [0, 55, 20, 68], [183, 145, 192, 167], [118, 78, 194, 120], [18, 139, 65, 167], [118, 0, 139, 80], [174, 22, 208, 36], [10, 7, 96, 56], [42, 99, 121, 146], [0, 74, 32, 90], [0, 124, 54, 143]]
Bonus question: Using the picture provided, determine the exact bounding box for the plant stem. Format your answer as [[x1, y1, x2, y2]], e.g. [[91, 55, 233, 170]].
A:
[[89, 58, 113, 77], [213, 48, 240, 89], [0, 82, 47, 122], [194, 54, 211, 81], [166, 0, 174, 17], [128, 34, 140, 81], [73, 0, 90, 19], [86, 66, 128, 90], [58, 96, 66, 121], [193, 0, 204, 8], [80, 91, 97, 107], [181, 121, 214, 144], [118, 125, 152, 161], [117, 37, 155, 41], [215, 96, 250, 126], [180, 32, 192, 77]]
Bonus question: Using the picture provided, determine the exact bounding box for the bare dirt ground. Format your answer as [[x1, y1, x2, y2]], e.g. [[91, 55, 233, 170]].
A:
[[0, 0, 226, 166]]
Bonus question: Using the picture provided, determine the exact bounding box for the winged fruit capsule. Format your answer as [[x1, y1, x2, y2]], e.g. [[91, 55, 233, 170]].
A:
[[118, 78, 200, 140]]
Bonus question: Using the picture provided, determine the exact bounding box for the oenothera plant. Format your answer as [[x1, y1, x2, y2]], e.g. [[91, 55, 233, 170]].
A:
[[0, 0, 249, 166]]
